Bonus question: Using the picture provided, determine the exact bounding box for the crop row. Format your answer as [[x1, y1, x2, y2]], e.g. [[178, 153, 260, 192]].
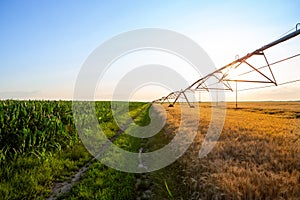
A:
[[0, 100, 116, 161]]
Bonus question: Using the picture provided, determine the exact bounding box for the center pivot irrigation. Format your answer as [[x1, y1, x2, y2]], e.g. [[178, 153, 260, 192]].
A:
[[152, 23, 300, 108]]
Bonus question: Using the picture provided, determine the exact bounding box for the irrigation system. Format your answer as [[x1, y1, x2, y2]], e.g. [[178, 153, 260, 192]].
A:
[[152, 23, 300, 108]]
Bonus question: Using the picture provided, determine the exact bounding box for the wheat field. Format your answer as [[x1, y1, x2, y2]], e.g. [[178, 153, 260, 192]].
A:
[[155, 102, 300, 199]]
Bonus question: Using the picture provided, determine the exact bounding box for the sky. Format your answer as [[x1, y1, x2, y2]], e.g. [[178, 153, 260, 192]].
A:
[[0, 0, 300, 101]]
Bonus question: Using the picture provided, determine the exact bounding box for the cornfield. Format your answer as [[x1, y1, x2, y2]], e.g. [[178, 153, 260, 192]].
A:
[[0, 100, 119, 161]]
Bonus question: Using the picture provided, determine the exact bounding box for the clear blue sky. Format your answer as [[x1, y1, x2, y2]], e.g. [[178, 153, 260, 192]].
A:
[[0, 0, 299, 100]]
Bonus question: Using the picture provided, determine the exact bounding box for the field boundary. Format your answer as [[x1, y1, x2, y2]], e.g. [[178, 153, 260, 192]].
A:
[[47, 103, 151, 199]]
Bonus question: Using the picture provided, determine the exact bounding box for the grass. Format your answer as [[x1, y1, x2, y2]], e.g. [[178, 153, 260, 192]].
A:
[[59, 162, 137, 200], [164, 179, 174, 198], [58, 102, 151, 199], [0, 142, 91, 199]]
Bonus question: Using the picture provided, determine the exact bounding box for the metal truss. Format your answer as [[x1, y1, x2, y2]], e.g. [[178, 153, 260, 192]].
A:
[[153, 23, 300, 108]]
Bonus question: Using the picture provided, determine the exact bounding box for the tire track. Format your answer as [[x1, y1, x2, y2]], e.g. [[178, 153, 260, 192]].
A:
[[47, 104, 151, 199], [47, 127, 126, 200]]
